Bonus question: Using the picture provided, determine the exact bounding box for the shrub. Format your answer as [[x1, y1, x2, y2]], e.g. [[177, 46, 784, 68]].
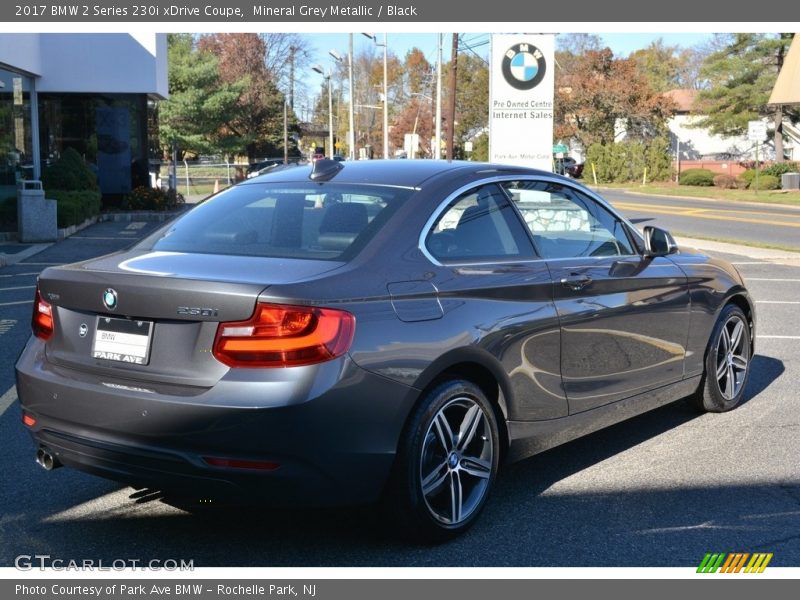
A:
[[764, 162, 799, 179], [753, 174, 781, 190], [48, 190, 102, 228], [713, 174, 738, 189], [584, 137, 672, 184], [122, 186, 185, 211], [739, 169, 757, 187], [740, 171, 782, 190], [679, 168, 715, 186], [41, 147, 98, 192]]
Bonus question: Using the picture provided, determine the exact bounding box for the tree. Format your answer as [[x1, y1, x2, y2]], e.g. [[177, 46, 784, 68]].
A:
[[554, 48, 675, 150], [404, 47, 433, 97], [451, 52, 489, 156], [692, 33, 796, 161], [630, 39, 689, 93], [198, 33, 298, 160], [158, 34, 243, 159], [390, 97, 433, 158]]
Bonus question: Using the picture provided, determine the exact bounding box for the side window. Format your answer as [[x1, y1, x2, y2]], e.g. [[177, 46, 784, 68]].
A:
[[502, 181, 635, 259], [425, 184, 534, 262]]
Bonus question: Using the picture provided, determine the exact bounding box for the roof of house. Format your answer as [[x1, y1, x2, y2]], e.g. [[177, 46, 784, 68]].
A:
[[663, 89, 698, 113]]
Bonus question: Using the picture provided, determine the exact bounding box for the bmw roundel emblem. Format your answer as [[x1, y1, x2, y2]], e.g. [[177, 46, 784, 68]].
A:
[[502, 43, 547, 91], [102, 288, 118, 311]]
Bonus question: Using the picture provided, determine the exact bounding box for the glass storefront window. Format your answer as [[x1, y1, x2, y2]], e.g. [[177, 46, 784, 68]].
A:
[[0, 67, 33, 199], [38, 93, 149, 198]]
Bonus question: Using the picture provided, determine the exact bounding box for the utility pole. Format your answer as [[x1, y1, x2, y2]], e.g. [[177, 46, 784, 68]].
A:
[[383, 33, 389, 159], [435, 33, 442, 160], [289, 46, 295, 110], [446, 33, 459, 160], [348, 34, 355, 160], [283, 100, 288, 164]]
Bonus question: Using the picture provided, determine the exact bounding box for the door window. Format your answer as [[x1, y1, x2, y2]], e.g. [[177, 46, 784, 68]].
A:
[[501, 181, 635, 259], [425, 184, 534, 262]]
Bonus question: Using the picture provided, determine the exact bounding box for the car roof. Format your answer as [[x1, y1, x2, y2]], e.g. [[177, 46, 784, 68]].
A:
[[240, 159, 557, 189]]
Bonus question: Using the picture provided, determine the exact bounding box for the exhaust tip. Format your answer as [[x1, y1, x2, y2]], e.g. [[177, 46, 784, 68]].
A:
[[36, 446, 61, 471]]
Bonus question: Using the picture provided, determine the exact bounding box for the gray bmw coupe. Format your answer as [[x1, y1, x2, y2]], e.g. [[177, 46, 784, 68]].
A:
[[16, 159, 754, 540]]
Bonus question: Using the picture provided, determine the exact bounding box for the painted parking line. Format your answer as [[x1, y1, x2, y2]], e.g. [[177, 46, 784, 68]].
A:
[[756, 301, 800, 305], [0, 272, 41, 278], [0, 300, 33, 307], [745, 278, 800, 282], [0, 285, 36, 292], [0, 385, 17, 417], [125, 222, 146, 230], [757, 335, 800, 340]]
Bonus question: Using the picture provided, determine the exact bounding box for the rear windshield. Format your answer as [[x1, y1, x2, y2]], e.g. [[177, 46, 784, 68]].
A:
[[147, 182, 412, 260]]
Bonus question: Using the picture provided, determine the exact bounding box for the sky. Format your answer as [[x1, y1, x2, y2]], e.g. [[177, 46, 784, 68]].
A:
[[301, 31, 714, 109]]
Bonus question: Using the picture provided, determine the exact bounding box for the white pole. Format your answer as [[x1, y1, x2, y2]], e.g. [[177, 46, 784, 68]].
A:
[[383, 33, 389, 159], [328, 75, 334, 157], [348, 33, 355, 160], [435, 33, 443, 160]]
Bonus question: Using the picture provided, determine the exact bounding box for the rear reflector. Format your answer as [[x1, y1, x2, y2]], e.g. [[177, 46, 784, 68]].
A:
[[22, 414, 36, 427], [31, 287, 54, 341], [203, 457, 280, 471], [213, 303, 355, 368]]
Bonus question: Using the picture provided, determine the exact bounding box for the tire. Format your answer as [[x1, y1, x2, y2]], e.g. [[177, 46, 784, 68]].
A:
[[386, 379, 500, 542], [693, 304, 752, 413]]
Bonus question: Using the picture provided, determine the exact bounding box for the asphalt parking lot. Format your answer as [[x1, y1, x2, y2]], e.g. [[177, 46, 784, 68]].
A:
[[0, 221, 798, 567]]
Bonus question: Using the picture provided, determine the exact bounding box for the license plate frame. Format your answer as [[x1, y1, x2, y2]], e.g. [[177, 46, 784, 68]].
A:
[[91, 316, 154, 365]]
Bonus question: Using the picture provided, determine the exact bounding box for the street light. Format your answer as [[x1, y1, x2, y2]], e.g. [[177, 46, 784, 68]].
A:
[[330, 38, 355, 160], [328, 49, 348, 158], [311, 64, 334, 157], [363, 33, 389, 159]]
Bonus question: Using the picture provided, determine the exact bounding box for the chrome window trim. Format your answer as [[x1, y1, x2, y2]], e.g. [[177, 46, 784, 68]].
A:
[[418, 174, 644, 267]]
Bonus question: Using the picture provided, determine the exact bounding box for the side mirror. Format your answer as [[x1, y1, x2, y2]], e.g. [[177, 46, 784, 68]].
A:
[[643, 226, 678, 257]]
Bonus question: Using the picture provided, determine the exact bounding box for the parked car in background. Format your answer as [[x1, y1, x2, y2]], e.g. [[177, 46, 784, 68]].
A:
[[17, 159, 754, 541], [555, 156, 584, 179]]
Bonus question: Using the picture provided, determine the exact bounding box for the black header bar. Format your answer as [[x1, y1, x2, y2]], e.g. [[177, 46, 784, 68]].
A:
[[2, 0, 798, 23]]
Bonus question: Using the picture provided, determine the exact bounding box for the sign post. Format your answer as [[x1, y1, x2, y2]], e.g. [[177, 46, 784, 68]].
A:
[[489, 34, 555, 170], [748, 120, 767, 193]]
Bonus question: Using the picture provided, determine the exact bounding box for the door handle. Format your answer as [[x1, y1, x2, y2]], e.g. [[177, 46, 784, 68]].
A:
[[560, 274, 592, 291]]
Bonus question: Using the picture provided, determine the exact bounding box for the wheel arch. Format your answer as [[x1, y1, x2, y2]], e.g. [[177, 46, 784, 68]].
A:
[[722, 290, 756, 355], [409, 348, 512, 460]]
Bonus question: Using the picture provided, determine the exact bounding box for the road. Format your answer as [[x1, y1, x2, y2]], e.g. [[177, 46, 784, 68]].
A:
[[599, 188, 800, 251], [0, 219, 799, 567]]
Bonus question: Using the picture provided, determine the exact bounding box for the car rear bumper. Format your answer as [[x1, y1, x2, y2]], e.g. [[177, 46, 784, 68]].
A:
[[15, 338, 418, 506]]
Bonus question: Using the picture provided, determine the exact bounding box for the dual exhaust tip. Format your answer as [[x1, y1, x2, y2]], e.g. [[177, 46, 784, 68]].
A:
[[36, 446, 61, 471]]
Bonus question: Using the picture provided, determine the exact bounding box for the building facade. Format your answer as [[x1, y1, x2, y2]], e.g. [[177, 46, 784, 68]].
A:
[[0, 33, 167, 201]]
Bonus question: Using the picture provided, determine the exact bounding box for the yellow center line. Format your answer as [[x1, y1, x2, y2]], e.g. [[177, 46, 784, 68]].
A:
[[614, 200, 800, 219], [614, 201, 800, 228]]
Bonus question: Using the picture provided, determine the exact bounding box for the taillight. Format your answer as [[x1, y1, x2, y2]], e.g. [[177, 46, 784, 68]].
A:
[[213, 303, 355, 368], [32, 287, 54, 341]]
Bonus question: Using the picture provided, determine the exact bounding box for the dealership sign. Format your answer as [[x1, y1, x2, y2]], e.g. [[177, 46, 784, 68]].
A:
[[489, 34, 555, 170]]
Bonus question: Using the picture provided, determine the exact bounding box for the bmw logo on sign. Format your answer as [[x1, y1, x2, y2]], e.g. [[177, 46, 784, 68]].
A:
[[502, 43, 547, 91], [102, 288, 118, 311]]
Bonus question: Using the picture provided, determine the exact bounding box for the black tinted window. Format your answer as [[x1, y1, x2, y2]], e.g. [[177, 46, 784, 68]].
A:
[[425, 184, 534, 262], [148, 183, 410, 260]]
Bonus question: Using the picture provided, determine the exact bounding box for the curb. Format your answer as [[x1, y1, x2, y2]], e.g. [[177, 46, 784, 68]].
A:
[[675, 236, 800, 266]]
